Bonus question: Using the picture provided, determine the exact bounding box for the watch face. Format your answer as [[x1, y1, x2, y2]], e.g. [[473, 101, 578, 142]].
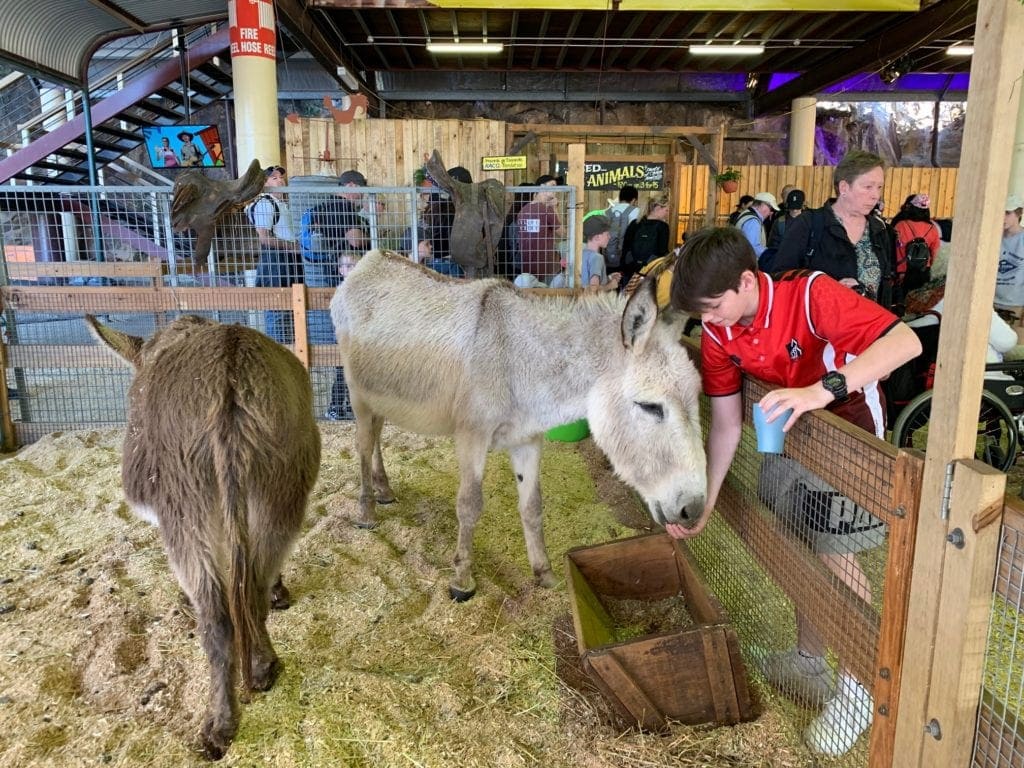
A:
[[823, 371, 847, 396]]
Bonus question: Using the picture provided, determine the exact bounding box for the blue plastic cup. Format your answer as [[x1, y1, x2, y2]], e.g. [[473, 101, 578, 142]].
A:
[[752, 403, 793, 454]]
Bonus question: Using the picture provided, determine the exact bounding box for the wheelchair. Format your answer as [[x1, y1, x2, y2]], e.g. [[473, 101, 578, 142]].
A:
[[888, 361, 1024, 472]]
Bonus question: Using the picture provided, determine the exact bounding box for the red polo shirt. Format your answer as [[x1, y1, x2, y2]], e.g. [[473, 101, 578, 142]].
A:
[[701, 270, 901, 435]]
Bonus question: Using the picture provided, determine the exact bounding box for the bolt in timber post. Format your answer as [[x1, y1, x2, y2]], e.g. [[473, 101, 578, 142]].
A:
[[925, 718, 942, 740]]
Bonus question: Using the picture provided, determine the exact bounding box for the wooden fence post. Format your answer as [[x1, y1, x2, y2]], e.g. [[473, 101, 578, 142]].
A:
[[567, 143, 586, 287], [291, 283, 310, 370], [0, 325, 14, 452], [920, 460, 1005, 766]]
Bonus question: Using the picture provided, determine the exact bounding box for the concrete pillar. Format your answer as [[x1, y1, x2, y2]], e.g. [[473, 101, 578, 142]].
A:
[[1011, 88, 1024, 196], [229, 0, 281, 171], [789, 96, 817, 166], [39, 87, 66, 132]]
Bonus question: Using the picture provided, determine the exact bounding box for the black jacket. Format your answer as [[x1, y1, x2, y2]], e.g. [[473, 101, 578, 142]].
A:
[[772, 203, 897, 310]]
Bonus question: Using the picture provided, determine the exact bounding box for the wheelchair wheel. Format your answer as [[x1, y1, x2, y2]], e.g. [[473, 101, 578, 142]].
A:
[[890, 389, 1019, 472]]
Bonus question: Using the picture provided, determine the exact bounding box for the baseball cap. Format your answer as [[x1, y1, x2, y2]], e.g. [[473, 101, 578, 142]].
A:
[[753, 192, 780, 211], [1006, 193, 1024, 212], [785, 189, 805, 210], [513, 273, 547, 289], [339, 169, 367, 186], [583, 214, 611, 240], [447, 166, 473, 184]]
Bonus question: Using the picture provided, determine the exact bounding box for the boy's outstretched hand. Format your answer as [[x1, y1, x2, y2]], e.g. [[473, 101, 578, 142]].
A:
[[664, 504, 713, 540]]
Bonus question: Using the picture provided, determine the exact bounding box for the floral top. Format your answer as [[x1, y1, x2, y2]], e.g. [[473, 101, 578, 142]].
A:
[[854, 224, 881, 298]]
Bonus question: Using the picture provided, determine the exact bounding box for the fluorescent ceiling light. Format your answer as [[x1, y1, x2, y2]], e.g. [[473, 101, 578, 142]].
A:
[[946, 45, 974, 57], [689, 44, 765, 57], [426, 42, 503, 55]]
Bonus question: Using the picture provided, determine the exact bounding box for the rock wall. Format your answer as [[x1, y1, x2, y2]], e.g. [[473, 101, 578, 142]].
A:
[[380, 98, 966, 168]]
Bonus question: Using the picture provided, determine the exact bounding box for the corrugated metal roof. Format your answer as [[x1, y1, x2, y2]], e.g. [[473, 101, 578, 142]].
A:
[[0, 0, 227, 85]]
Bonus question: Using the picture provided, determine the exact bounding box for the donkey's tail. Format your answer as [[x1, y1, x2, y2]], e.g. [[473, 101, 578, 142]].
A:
[[210, 356, 259, 692]]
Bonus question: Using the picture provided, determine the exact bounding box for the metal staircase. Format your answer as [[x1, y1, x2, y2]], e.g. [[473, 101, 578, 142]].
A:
[[0, 26, 232, 185]]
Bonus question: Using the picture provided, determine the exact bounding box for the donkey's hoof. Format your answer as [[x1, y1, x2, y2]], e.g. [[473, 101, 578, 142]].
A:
[[535, 569, 557, 589], [200, 722, 235, 761], [251, 656, 281, 692], [449, 583, 477, 602]]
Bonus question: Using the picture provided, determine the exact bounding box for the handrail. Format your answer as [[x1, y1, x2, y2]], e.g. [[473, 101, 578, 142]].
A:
[[10, 24, 220, 139]]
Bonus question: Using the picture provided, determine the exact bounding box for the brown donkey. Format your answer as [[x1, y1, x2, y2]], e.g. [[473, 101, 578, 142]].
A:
[[87, 315, 320, 760]]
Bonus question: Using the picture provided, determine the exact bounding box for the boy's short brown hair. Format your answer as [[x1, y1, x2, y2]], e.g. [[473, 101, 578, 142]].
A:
[[670, 227, 757, 314], [833, 149, 885, 194]]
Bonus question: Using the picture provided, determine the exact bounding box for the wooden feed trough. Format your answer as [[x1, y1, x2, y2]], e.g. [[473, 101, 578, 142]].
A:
[[566, 532, 756, 731]]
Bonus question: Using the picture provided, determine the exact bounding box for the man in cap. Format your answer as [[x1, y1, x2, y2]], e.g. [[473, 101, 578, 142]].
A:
[[299, 169, 370, 420], [249, 165, 301, 344], [767, 189, 806, 252], [733, 191, 780, 266]]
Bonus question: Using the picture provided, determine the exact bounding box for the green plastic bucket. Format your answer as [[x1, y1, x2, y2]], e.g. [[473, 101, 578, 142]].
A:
[[545, 418, 590, 442]]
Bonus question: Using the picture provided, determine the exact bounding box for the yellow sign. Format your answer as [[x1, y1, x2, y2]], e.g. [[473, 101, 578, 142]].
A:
[[482, 155, 528, 171]]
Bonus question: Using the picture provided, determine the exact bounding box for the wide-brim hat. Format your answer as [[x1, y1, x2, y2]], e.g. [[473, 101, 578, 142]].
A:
[[753, 192, 780, 211]]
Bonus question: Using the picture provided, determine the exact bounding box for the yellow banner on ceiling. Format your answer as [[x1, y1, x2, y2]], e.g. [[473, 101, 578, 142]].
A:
[[422, 1, 919, 9]]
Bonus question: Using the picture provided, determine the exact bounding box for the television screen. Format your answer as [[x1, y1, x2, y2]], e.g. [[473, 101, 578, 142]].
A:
[[141, 125, 225, 169]]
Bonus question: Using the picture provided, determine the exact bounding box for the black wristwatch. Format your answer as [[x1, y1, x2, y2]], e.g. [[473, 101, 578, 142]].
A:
[[821, 371, 849, 402]]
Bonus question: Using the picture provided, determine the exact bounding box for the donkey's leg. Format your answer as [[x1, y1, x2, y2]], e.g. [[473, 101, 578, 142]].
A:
[[246, 496, 299, 691], [351, 394, 379, 529], [509, 440, 554, 588], [168, 544, 239, 760], [370, 414, 396, 504], [449, 434, 489, 601]]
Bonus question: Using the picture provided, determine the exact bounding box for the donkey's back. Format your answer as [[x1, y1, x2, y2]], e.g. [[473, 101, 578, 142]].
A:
[[88, 315, 320, 759], [331, 252, 529, 437]]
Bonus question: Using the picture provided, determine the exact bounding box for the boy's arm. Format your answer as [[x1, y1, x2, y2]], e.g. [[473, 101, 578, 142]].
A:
[[760, 322, 922, 432], [665, 392, 743, 540]]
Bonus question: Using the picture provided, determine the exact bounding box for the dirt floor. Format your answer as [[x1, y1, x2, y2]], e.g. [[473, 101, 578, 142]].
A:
[[0, 425, 818, 767]]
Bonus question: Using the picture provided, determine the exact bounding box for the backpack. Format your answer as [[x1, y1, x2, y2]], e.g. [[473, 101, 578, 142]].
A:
[[626, 219, 662, 267], [245, 193, 280, 229], [758, 454, 884, 546], [895, 221, 934, 291], [604, 204, 636, 268], [298, 207, 327, 260]]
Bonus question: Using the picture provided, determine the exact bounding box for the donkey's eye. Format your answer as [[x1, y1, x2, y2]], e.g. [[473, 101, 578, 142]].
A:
[[636, 401, 665, 421]]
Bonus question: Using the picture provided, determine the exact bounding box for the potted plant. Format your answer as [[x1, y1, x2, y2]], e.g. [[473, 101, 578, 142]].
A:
[[716, 167, 742, 194], [413, 167, 433, 187]]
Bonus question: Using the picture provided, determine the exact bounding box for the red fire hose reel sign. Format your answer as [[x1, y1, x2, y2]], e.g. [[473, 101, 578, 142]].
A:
[[229, 0, 276, 60]]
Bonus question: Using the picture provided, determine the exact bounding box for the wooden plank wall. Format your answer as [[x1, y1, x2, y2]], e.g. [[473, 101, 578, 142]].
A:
[[282, 117, 959, 229], [283, 117, 508, 186], [679, 165, 959, 223]]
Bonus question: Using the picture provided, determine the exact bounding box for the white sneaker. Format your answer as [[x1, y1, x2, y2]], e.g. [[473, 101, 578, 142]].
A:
[[804, 675, 873, 756], [762, 648, 836, 706]]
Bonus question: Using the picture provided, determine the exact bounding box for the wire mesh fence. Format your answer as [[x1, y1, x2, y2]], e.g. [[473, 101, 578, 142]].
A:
[[0, 182, 577, 445], [974, 501, 1024, 767], [687, 374, 919, 766]]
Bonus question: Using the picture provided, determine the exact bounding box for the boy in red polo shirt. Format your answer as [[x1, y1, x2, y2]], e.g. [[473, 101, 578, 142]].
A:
[[666, 227, 920, 756]]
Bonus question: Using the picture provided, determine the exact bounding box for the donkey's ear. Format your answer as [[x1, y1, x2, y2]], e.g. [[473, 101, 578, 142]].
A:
[[621, 275, 659, 353], [84, 315, 144, 369]]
